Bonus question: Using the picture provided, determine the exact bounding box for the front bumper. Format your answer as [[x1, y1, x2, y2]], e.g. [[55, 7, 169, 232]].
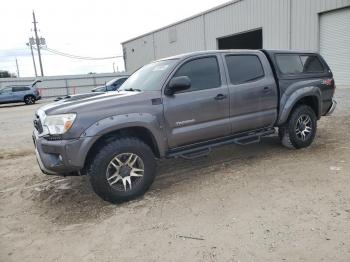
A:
[[325, 99, 337, 116], [33, 130, 95, 176]]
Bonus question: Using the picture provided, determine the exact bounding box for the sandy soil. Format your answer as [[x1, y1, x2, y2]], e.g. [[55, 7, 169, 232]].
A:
[[1, 89, 350, 262]]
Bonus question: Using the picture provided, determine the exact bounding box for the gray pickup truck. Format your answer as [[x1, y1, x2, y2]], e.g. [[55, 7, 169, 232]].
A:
[[33, 50, 336, 203]]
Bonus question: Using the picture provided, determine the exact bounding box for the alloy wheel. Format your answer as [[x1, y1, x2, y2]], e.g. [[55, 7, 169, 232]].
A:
[[295, 114, 312, 141], [106, 153, 144, 191]]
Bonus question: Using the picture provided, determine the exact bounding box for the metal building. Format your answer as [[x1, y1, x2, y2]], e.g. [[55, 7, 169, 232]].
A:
[[121, 0, 350, 86]]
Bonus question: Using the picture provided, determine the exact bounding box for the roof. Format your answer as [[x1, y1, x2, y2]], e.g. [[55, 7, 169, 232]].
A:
[[263, 49, 320, 55], [155, 49, 318, 62], [121, 0, 244, 44], [156, 49, 260, 60]]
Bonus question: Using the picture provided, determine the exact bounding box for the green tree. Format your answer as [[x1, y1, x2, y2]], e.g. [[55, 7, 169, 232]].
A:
[[0, 70, 17, 78]]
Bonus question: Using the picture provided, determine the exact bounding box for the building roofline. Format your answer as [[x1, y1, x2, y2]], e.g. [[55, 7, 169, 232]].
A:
[[121, 0, 243, 45]]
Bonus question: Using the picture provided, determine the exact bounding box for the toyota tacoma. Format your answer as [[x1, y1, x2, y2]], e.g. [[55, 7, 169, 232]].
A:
[[33, 50, 337, 203]]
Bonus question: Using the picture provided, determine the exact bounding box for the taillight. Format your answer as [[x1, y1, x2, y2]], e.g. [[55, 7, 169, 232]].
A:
[[322, 79, 333, 86], [322, 78, 335, 95]]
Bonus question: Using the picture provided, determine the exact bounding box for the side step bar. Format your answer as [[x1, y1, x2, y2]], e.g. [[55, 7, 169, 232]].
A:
[[166, 127, 275, 159]]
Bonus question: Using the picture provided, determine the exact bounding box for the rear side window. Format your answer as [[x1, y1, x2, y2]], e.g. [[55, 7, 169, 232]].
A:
[[173, 56, 221, 91], [12, 86, 30, 92], [225, 55, 264, 84], [276, 54, 325, 75]]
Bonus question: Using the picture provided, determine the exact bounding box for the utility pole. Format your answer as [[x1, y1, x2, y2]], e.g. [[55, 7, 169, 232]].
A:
[[32, 10, 44, 76], [27, 40, 37, 77], [113, 62, 116, 73], [15, 58, 20, 77]]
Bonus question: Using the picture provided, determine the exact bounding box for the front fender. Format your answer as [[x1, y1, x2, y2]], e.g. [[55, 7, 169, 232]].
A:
[[277, 86, 321, 125], [79, 113, 167, 158]]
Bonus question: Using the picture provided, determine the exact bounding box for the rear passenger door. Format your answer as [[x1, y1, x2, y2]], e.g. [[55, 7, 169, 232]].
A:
[[223, 53, 278, 134], [12, 86, 28, 101], [163, 55, 230, 148]]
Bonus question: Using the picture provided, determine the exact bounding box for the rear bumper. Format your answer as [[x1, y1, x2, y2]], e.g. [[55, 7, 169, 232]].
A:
[[325, 99, 337, 116]]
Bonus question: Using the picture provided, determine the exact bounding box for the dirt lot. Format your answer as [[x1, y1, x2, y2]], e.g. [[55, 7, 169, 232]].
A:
[[1, 89, 350, 262]]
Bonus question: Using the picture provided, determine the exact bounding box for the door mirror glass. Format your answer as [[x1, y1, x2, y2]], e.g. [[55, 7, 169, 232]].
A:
[[165, 76, 191, 95]]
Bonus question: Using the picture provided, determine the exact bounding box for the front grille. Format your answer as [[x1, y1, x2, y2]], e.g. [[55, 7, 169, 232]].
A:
[[33, 114, 43, 133], [44, 135, 63, 141]]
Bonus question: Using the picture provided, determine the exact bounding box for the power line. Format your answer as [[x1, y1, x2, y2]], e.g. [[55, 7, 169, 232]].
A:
[[37, 46, 123, 60]]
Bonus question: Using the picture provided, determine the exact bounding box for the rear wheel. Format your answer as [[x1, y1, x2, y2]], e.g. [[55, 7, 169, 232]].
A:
[[88, 137, 156, 203], [279, 105, 317, 149], [24, 95, 36, 105]]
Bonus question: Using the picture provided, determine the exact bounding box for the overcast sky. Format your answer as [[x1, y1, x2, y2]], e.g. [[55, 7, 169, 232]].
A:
[[0, 0, 228, 77]]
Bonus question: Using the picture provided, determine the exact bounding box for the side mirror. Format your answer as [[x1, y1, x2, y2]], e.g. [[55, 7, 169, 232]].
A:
[[165, 76, 191, 95]]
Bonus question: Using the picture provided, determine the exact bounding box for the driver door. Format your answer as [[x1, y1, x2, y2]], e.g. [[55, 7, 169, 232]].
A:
[[162, 55, 230, 148]]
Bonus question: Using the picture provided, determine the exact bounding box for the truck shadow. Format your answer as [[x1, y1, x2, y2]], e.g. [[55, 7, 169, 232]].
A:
[[155, 136, 284, 189], [30, 136, 287, 225]]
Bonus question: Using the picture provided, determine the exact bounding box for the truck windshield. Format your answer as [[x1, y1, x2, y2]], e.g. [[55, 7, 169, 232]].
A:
[[119, 59, 178, 92]]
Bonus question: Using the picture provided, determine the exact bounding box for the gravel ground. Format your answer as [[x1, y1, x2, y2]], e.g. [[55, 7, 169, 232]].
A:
[[0, 89, 350, 262]]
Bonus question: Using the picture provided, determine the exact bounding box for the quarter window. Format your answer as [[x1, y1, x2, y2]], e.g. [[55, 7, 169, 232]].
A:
[[173, 57, 221, 92], [276, 54, 325, 75], [300, 55, 324, 73], [225, 55, 264, 84]]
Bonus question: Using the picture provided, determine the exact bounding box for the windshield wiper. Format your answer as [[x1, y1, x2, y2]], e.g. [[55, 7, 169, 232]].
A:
[[122, 88, 141, 92]]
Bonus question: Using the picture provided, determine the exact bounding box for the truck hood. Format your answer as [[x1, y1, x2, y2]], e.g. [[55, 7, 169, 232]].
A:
[[40, 91, 159, 115], [36, 90, 163, 139]]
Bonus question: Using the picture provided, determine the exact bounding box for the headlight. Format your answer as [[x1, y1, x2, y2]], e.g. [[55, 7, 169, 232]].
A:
[[43, 113, 76, 135]]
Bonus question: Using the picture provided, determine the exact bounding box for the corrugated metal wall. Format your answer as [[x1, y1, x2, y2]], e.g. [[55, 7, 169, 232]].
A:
[[154, 16, 206, 58], [290, 0, 350, 50], [0, 73, 128, 98], [122, 0, 350, 72], [320, 7, 350, 85], [204, 0, 291, 49], [123, 34, 155, 72]]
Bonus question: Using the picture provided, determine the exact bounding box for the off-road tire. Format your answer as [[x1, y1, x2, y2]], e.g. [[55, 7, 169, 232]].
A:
[[24, 95, 36, 105], [88, 137, 156, 203], [279, 105, 317, 149]]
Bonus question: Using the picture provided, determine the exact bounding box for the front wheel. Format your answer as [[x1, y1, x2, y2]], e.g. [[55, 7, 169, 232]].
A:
[[88, 137, 156, 203], [279, 105, 317, 149]]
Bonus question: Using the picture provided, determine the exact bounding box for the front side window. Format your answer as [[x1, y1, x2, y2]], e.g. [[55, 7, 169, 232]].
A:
[[173, 56, 221, 92], [225, 55, 265, 84]]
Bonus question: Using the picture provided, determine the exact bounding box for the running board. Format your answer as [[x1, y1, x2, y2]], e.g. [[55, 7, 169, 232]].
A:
[[167, 127, 275, 159]]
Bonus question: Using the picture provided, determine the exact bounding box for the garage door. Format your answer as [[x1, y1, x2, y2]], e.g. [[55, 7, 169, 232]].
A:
[[320, 8, 350, 86]]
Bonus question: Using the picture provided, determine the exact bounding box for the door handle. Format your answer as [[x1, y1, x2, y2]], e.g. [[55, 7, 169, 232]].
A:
[[262, 86, 272, 94], [214, 94, 227, 100]]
